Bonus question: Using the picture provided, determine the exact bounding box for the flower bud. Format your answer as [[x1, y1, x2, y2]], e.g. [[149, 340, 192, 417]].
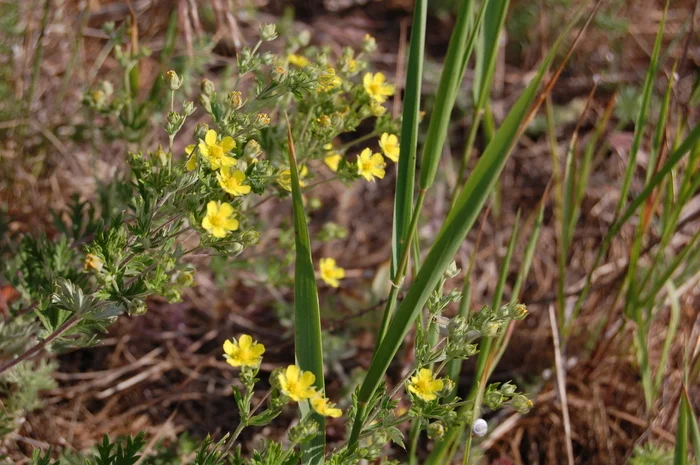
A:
[[200, 78, 215, 97], [448, 316, 470, 339], [259, 23, 278, 41], [167, 111, 180, 126], [164, 70, 182, 90], [369, 101, 386, 117], [480, 320, 502, 337], [128, 299, 148, 316], [194, 123, 209, 140], [227, 91, 243, 109], [298, 30, 311, 47], [500, 381, 517, 397], [153, 145, 170, 166], [288, 419, 318, 444], [84, 254, 104, 272], [511, 303, 528, 320], [363, 33, 377, 53], [510, 394, 533, 413], [176, 270, 195, 287], [261, 52, 274, 65], [255, 113, 271, 127], [241, 230, 260, 245], [483, 389, 504, 410], [182, 101, 195, 116], [90, 90, 106, 109], [472, 418, 488, 437], [244, 139, 262, 158], [271, 66, 287, 83], [427, 422, 445, 440], [443, 260, 460, 279], [439, 378, 456, 397], [443, 410, 459, 427]]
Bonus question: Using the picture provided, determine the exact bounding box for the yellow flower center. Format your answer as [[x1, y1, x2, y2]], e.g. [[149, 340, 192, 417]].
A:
[[361, 160, 374, 173], [209, 144, 224, 159]]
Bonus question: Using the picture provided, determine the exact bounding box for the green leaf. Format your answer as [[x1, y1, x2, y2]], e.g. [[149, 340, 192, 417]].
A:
[[348, 12, 569, 449], [613, 0, 668, 218], [686, 389, 700, 465], [286, 118, 325, 465], [392, 0, 427, 275], [419, 0, 488, 190], [675, 390, 690, 465]]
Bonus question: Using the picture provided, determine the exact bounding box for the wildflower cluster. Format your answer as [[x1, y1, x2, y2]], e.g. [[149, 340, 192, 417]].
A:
[[220, 333, 343, 461]]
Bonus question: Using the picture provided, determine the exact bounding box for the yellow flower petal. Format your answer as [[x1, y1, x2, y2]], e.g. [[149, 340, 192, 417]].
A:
[[205, 129, 217, 146], [220, 136, 235, 152]]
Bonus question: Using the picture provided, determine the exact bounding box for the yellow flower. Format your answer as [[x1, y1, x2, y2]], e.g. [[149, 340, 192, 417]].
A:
[[278, 165, 308, 191], [319, 257, 345, 288], [288, 53, 310, 68], [199, 129, 236, 170], [324, 154, 341, 172], [369, 101, 386, 117], [223, 334, 265, 368], [311, 394, 342, 418], [356, 148, 385, 182], [318, 67, 342, 92], [84, 254, 103, 272], [363, 72, 394, 103], [347, 59, 357, 72], [202, 201, 239, 238], [185, 144, 197, 171], [217, 168, 251, 197], [407, 368, 444, 401], [379, 133, 400, 162], [278, 365, 317, 402], [323, 143, 341, 172]]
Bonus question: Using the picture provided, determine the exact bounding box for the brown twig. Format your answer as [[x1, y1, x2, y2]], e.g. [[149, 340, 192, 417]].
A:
[[0, 315, 80, 376]]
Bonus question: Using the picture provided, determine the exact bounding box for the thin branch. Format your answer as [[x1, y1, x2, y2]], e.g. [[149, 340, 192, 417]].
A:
[[0, 315, 80, 376]]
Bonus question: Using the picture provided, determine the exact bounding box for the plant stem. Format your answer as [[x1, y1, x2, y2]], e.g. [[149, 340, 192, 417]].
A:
[[451, 107, 483, 207], [0, 315, 80, 376], [376, 189, 426, 342]]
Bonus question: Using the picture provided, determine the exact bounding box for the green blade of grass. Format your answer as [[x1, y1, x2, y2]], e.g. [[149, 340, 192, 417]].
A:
[[347, 24, 567, 450], [392, 0, 427, 283], [425, 3, 598, 460], [473, 0, 509, 103], [610, 124, 700, 240], [686, 388, 700, 465], [378, 0, 486, 342], [655, 282, 680, 393], [490, 196, 546, 374], [675, 388, 690, 465], [613, 0, 668, 218], [419, 0, 490, 191], [566, 123, 700, 338], [452, 0, 510, 198], [286, 119, 325, 465]]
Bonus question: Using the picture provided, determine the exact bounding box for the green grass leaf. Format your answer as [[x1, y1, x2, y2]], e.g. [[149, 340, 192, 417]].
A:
[[392, 0, 427, 275], [687, 388, 700, 465], [614, 0, 668, 218], [419, 0, 488, 190], [675, 389, 690, 465], [347, 12, 570, 448], [286, 118, 325, 465]]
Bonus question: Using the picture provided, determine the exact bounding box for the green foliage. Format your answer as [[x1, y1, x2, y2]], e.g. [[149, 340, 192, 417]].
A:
[[630, 443, 674, 465]]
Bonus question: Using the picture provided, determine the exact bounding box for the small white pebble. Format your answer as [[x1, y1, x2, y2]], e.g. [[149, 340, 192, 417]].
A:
[[472, 418, 488, 437]]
